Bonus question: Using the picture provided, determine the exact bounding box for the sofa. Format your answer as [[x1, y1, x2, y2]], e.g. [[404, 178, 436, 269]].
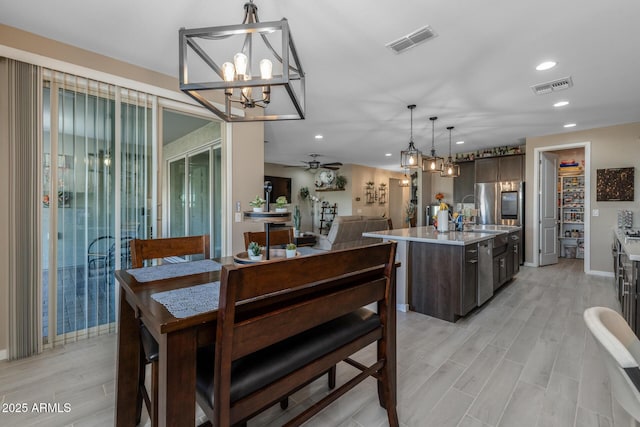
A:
[[313, 215, 390, 251]]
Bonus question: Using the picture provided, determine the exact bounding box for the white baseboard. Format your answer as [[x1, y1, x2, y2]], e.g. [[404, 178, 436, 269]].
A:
[[397, 304, 409, 313], [0, 349, 7, 361], [588, 270, 614, 278]]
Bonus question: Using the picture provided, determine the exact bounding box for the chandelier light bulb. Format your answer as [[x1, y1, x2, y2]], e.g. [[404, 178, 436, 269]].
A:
[[233, 52, 248, 76], [409, 156, 415, 165], [259, 59, 273, 79], [222, 62, 235, 82]]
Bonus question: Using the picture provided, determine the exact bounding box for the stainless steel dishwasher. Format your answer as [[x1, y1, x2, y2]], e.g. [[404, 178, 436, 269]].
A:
[[477, 239, 494, 305]]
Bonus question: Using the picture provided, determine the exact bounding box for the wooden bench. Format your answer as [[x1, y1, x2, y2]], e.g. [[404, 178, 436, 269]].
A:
[[195, 241, 399, 426]]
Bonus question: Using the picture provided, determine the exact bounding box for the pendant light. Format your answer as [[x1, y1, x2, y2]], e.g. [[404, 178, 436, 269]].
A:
[[178, 0, 306, 122], [400, 105, 422, 169], [440, 126, 460, 177], [399, 168, 410, 187], [422, 116, 444, 173]]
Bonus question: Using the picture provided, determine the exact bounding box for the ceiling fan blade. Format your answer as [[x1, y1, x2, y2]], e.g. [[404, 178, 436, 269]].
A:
[[321, 162, 342, 167], [322, 165, 340, 170]]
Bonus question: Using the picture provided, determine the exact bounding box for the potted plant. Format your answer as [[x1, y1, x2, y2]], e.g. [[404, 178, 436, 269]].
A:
[[275, 195, 288, 212], [285, 243, 297, 258], [249, 195, 266, 212], [299, 186, 310, 200], [247, 241, 263, 261], [293, 205, 301, 236], [335, 174, 347, 190]]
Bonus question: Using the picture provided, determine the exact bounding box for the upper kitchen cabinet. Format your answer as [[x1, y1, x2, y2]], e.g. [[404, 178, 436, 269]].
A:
[[475, 155, 524, 183], [454, 161, 475, 202], [498, 155, 524, 181], [475, 158, 499, 182]]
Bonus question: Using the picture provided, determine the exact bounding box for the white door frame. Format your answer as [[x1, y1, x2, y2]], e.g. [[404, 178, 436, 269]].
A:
[[532, 141, 591, 272]]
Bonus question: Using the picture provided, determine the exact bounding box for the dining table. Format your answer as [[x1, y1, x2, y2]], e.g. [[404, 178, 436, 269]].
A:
[[114, 257, 231, 427]]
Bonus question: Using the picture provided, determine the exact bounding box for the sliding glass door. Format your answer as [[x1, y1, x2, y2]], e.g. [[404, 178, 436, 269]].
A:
[[42, 71, 153, 344], [163, 109, 222, 258]]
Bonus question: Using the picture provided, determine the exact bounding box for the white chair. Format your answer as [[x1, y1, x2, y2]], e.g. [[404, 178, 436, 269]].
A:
[[584, 307, 640, 424]]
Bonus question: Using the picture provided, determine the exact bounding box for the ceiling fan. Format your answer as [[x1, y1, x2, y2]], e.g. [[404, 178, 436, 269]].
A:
[[291, 154, 343, 171]]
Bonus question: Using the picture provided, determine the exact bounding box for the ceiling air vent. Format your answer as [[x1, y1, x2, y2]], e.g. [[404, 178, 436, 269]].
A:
[[531, 76, 574, 95], [386, 25, 438, 54]]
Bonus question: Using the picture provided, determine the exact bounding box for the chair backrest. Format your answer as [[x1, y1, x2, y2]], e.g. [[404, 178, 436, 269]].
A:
[[129, 235, 210, 268], [212, 242, 397, 425], [584, 306, 640, 421], [243, 228, 293, 250]]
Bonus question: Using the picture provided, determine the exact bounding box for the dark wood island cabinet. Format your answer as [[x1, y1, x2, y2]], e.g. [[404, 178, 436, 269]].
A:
[[409, 241, 479, 322]]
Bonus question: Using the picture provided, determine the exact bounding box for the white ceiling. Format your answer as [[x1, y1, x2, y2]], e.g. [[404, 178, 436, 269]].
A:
[[2, 0, 640, 171]]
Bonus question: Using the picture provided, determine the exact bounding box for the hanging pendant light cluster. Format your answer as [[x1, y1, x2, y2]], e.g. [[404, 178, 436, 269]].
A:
[[400, 105, 422, 169], [422, 116, 444, 173], [440, 126, 460, 177], [179, 0, 306, 122]]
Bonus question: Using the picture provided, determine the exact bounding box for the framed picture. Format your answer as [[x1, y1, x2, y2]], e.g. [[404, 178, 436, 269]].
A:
[[596, 167, 634, 201]]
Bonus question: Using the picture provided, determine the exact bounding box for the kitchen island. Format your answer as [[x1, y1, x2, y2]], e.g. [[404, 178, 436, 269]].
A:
[[363, 225, 521, 322]]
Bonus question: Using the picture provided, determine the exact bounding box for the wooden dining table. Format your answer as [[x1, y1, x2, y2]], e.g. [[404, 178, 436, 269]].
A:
[[114, 258, 232, 427], [114, 255, 399, 427]]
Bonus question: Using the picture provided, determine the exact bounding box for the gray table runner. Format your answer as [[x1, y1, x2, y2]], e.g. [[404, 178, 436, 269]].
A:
[[126, 259, 221, 282], [151, 281, 220, 318]]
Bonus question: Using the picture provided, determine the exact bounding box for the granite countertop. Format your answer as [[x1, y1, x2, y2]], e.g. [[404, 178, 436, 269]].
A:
[[614, 229, 640, 261], [468, 224, 522, 233], [362, 226, 498, 246]]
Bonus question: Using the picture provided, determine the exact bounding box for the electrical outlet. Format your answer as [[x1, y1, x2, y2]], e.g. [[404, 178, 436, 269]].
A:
[[592, 209, 599, 217], [235, 212, 242, 222]]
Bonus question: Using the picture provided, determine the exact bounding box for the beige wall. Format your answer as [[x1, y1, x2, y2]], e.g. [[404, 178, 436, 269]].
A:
[[231, 123, 265, 252], [0, 25, 264, 354], [525, 122, 640, 272]]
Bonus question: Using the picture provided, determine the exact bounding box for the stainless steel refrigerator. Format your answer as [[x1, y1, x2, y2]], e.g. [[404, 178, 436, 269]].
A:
[[475, 181, 525, 264], [475, 181, 524, 227]]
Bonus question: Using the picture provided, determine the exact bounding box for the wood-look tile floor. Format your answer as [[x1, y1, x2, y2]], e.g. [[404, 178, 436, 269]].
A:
[[0, 259, 629, 427]]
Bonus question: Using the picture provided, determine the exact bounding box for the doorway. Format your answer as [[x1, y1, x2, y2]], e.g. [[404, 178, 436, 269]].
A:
[[534, 142, 590, 272]]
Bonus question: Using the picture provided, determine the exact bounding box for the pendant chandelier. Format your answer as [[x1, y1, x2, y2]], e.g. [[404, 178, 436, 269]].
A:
[[423, 116, 444, 173], [399, 168, 410, 187], [440, 126, 460, 177], [179, 0, 305, 122], [400, 105, 422, 169]]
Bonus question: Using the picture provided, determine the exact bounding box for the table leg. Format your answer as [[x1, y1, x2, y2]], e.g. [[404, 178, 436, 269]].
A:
[[115, 292, 141, 426], [158, 327, 198, 427]]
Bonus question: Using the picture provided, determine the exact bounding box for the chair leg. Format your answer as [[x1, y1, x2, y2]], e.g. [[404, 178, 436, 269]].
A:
[[151, 360, 158, 427], [136, 350, 145, 425], [377, 363, 398, 427], [328, 365, 336, 389], [280, 397, 289, 409]]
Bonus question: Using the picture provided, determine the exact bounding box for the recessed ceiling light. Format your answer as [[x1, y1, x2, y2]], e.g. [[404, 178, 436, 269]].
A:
[[564, 123, 576, 128], [536, 61, 557, 71], [554, 101, 569, 107], [456, 140, 464, 145], [314, 134, 323, 140], [385, 153, 392, 157]]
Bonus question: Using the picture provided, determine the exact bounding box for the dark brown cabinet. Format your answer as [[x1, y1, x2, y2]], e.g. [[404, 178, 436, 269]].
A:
[[498, 155, 524, 181], [475, 158, 499, 182], [409, 241, 478, 322], [475, 155, 524, 183], [454, 162, 475, 203]]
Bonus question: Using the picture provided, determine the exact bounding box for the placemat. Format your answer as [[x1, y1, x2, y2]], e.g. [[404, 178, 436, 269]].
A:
[[151, 281, 220, 318], [127, 259, 221, 282]]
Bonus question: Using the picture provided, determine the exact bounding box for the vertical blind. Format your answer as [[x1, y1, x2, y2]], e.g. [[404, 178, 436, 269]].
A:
[[42, 69, 153, 345], [3, 58, 43, 360]]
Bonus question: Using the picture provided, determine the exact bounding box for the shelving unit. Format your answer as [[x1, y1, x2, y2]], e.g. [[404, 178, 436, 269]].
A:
[[557, 174, 585, 258], [319, 204, 337, 235]]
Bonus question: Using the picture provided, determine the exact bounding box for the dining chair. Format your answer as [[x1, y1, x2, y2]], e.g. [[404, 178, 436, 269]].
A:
[[243, 228, 293, 250], [584, 306, 640, 424], [129, 234, 210, 427]]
